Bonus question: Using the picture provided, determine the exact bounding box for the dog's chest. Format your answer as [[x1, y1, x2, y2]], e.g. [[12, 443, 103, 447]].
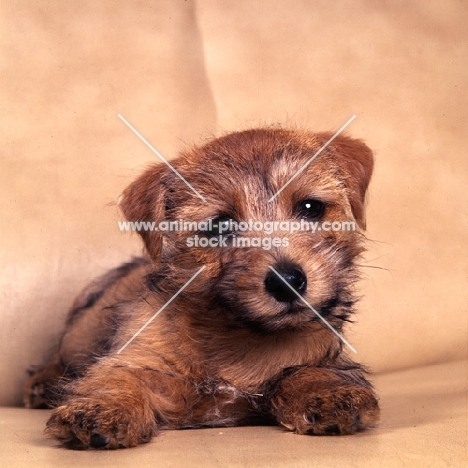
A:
[[208, 327, 338, 390]]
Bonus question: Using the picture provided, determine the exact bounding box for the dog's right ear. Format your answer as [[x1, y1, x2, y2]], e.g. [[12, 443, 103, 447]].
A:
[[327, 135, 374, 230], [119, 164, 169, 263]]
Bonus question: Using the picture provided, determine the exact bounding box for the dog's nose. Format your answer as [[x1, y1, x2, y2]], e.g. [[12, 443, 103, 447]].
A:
[[264, 264, 307, 303]]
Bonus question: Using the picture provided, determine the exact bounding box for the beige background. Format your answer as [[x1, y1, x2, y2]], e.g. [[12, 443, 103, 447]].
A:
[[1, 0, 467, 409]]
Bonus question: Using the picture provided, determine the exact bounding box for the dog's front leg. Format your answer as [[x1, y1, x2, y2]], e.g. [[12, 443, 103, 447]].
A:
[[45, 363, 184, 449], [266, 366, 380, 435]]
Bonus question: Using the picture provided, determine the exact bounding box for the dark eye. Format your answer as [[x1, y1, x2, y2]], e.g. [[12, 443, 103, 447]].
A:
[[296, 199, 325, 220], [203, 216, 235, 237]]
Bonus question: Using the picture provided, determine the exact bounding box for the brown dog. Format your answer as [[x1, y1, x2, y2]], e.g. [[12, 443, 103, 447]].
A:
[[24, 128, 379, 449]]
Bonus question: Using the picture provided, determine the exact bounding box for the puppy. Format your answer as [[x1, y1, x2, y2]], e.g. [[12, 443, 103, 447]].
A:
[[24, 128, 379, 449]]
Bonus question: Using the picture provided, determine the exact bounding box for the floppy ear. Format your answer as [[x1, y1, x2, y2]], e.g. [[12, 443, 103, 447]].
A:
[[329, 135, 374, 229], [119, 164, 169, 263]]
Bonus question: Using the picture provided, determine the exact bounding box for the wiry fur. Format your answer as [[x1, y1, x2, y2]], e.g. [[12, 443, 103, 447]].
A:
[[24, 128, 379, 449]]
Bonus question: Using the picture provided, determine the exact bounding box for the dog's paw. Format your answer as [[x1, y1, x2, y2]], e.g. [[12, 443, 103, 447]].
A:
[[274, 384, 380, 435], [23, 364, 65, 409], [45, 398, 156, 449]]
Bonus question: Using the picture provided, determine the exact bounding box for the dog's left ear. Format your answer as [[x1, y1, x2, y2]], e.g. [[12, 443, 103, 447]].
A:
[[330, 136, 374, 229], [118, 163, 169, 263]]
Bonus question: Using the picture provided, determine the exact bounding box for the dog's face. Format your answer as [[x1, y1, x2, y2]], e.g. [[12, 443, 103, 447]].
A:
[[120, 129, 373, 333]]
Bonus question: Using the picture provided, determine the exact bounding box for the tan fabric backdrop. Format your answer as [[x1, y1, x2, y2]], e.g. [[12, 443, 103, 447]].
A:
[[0, 0, 466, 405]]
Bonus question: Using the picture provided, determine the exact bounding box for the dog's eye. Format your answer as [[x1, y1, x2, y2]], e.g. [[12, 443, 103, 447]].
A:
[[296, 199, 325, 220], [203, 216, 235, 237]]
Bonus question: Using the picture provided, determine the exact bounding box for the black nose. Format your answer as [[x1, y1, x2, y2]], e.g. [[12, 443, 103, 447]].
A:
[[264, 264, 307, 303]]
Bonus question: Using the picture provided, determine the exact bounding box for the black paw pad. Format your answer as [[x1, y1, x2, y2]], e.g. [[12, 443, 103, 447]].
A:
[[90, 433, 109, 448], [324, 424, 341, 434]]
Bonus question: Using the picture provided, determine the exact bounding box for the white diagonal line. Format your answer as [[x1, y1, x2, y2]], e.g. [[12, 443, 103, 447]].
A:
[[118, 114, 207, 202], [268, 266, 357, 353], [117, 266, 206, 354], [268, 115, 356, 202]]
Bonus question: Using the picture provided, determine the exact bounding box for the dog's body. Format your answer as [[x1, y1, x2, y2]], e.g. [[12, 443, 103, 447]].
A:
[[25, 128, 379, 449]]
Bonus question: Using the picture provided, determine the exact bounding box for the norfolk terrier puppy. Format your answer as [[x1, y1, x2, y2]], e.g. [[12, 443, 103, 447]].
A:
[[24, 128, 379, 449]]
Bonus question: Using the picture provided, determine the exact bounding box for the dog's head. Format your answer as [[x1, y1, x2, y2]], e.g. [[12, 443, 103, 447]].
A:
[[120, 128, 373, 332]]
